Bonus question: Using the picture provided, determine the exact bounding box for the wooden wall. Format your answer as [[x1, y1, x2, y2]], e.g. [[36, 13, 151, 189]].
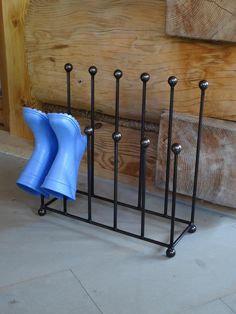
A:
[[24, 0, 236, 123], [1, 0, 236, 193], [0, 0, 39, 138]]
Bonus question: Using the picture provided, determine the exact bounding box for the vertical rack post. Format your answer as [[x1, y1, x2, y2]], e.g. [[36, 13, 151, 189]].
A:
[[63, 63, 73, 213], [164, 76, 178, 216], [64, 63, 73, 115], [166, 143, 182, 258], [140, 137, 150, 237], [84, 127, 93, 221], [138, 73, 150, 237], [112, 70, 123, 229], [189, 80, 208, 233], [88, 66, 97, 197], [138, 73, 150, 210]]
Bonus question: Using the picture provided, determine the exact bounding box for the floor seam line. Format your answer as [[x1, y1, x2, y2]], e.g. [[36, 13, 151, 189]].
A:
[[220, 298, 236, 313], [69, 269, 103, 314]]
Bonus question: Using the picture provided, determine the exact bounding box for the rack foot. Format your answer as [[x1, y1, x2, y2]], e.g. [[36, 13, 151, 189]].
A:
[[188, 224, 197, 234], [166, 247, 176, 258], [38, 207, 46, 216]]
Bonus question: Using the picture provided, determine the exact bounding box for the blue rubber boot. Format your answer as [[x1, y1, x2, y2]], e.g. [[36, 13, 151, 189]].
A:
[[41, 113, 87, 200], [16, 107, 58, 197]]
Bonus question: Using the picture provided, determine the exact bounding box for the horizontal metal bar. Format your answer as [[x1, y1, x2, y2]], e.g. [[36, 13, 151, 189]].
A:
[[76, 189, 190, 225], [45, 206, 169, 248], [45, 197, 57, 206], [173, 224, 191, 247]]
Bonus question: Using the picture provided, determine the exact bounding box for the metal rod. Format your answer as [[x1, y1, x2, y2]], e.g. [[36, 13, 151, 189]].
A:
[[169, 143, 181, 247], [164, 76, 178, 216], [64, 63, 73, 114], [88, 66, 97, 197], [63, 196, 67, 214], [45, 198, 57, 207], [84, 127, 93, 221], [112, 70, 123, 229], [173, 224, 191, 247], [40, 195, 45, 208], [166, 143, 182, 258], [140, 138, 150, 237], [138, 73, 150, 208], [191, 80, 208, 224]]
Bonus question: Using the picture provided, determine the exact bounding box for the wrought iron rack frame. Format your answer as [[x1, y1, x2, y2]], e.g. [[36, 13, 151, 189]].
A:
[[38, 63, 208, 258]]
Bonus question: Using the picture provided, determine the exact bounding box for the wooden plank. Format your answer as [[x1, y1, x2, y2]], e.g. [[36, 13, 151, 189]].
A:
[[166, 0, 236, 43], [0, 1, 9, 131], [24, 0, 236, 124], [156, 111, 236, 208], [0, 0, 40, 138], [44, 104, 158, 188], [0, 97, 4, 128]]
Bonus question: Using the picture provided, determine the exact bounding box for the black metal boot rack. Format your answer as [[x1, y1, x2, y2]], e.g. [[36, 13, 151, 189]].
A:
[[38, 63, 208, 258]]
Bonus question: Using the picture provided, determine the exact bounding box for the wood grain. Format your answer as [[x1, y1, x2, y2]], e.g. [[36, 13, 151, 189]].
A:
[[156, 111, 236, 208], [0, 1, 9, 131], [0, 0, 40, 138], [166, 0, 236, 42], [43, 103, 158, 189], [24, 0, 236, 125]]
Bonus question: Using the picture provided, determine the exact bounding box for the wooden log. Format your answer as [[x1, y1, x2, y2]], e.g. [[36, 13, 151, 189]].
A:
[[24, 0, 236, 125], [156, 111, 236, 208], [166, 0, 236, 43]]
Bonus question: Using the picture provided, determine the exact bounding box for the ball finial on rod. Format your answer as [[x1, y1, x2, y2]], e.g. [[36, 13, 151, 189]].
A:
[[64, 63, 73, 72], [168, 76, 178, 87], [84, 126, 93, 136], [89, 66, 97, 76], [171, 143, 182, 155], [114, 69, 123, 80], [140, 73, 150, 83], [199, 80, 208, 90], [141, 137, 151, 148]]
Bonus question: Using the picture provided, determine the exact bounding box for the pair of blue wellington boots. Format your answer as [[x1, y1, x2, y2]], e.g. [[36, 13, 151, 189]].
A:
[[17, 107, 87, 200]]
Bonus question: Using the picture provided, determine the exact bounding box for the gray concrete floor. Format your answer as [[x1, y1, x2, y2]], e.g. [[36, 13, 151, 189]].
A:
[[1, 149, 236, 314]]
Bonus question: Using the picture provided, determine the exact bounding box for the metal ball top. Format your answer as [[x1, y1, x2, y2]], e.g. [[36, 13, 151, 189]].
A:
[[141, 137, 151, 148], [168, 76, 178, 87], [114, 69, 123, 80], [171, 143, 182, 155], [64, 63, 73, 72], [89, 66, 97, 76], [199, 80, 208, 90], [140, 73, 150, 83], [112, 131, 122, 142], [84, 126, 93, 136]]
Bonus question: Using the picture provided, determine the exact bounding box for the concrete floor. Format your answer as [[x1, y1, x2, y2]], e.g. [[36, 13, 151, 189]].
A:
[[1, 146, 236, 313]]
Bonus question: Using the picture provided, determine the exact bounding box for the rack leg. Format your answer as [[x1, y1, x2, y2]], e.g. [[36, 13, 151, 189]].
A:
[[166, 143, 181, 258], [138, 73, 150, 208], [112, 70, 122, 229], [63, 196, 67, 214], [88, 66, 97, 197], [189, 80, 208, 233], [38, 194, 46, 216], [85, 127, 93, 222], [140, 138, 150, 238], [164, 76, 177, 216], [113, 136, 121, 229]]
